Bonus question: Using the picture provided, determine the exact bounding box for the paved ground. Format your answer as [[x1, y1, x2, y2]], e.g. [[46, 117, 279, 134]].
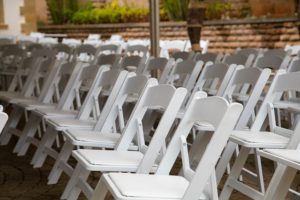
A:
[[0, 137, 295, 200]]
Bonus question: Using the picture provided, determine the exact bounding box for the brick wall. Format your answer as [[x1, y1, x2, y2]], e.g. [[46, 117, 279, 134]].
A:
[[38, 18, 300, 53]]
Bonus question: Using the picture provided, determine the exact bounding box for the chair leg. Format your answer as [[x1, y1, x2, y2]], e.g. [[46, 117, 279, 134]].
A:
[[216, 141, 237, 184], [264, 165, 297, 200], [219, 147, 251, 200], [31, 126, 57, 168], [254, 149, 265, 193], [61, 164, 90, 200], [0, 106, 23, 145], [90, 176, 109, 200], [14, 114, 41, 155], [48, 140, 74, 184]]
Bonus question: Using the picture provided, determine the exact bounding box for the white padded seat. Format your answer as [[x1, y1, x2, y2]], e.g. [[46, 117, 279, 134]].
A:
[[106, 173, 208, 199], [73, 150, 144, 171], [17, 101, 56, 110], [64, 130, 120, 147], [45, 118, 95, 131], [230, 131, 289, 148], [33, 108, 78, 118], [0, 92, 36, 104], [264, 149, 300, 164]]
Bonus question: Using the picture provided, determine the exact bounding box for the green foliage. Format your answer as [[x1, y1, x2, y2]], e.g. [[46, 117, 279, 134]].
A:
[[206, 0, 232, 20], [163, 0, 188, 21], [47, 0, 80, 24], [71, 2, 150, 24]]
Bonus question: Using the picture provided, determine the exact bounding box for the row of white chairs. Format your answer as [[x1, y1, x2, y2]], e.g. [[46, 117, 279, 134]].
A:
[[0, 44, 296, 199]]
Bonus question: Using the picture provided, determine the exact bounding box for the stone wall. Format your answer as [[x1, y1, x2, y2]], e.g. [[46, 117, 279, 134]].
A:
[[38, 18, 300, 53]]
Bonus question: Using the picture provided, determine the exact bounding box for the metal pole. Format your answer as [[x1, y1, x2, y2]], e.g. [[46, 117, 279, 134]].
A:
[[149, 0, 160, 57]]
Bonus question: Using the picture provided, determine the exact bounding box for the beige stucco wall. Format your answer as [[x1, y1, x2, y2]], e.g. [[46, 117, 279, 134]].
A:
[[35, 0, 48, 24], [0, 0, 25, 35]]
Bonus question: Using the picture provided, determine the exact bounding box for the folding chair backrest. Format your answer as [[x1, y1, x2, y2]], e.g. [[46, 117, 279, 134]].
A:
[[53, 43, 72, 61], [236, 48, 259, 57], [95, 54, 121, 69], [254, 54, 288, 70], [38, 37, 58, 46], [193, 52, 222, 63], [264, 49, 289, 58], [250, 70, 300, 134], [191, 63, 236, 97], [125, 44, 148, 58], [57, 62, 99, 110], [223, 54, 254, 68], [98, 44, 121, 54], [171, 51, 194, 61], [19, 50, 57, 98], [37, 61, 77, 104], [287, 58, 300, 72], [94, 74, 152, 131], [115, 84, 187, 152], [120, 55, 146, 72], [76, 69, 128, 120], [156, 95, 242, 200], [167, 60, 203, 93], [141, 57, 173, 84], [74, 44, 97, 62], [222, 67, 271, 129]]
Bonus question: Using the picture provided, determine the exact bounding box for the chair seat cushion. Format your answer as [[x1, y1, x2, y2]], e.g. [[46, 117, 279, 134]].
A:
[[75, 149, 143, 167], [264, 149, 300, 164], [230, 131, 289, 148], [64, 130, 120, 147], [46, 118, 95, 129], [108, 173, 192, 199], [0, 92, 36, 103], [17, 101, 56, 110], [33, 108, 77, 118]]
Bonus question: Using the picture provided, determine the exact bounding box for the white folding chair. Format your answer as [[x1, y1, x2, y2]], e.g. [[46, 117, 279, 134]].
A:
[[285, 44, 300, 56], [92, 95, 242, 200], [97, 44, 122, 55], [30, 68, 129, 168], [10, 64, 110, 155], [140, 57, 174, 84], [119, 55, 147, 73], [124, 44, 149, 59], [53, 44, 72, 61], [73, 44, 97, 63], [47, 74, 153, 184], [62, 38, 82, 48], [159, 40, 187, 58], [38, 37, 58, 46], [189, 63, 237, 99], [194, 52, 223, 63], [166, 60, 203, 94], [220, 70, 300, 200], [60, 84, 187, 199], [95, 54, 121, 69], [258, 137, 300, 200], [171, 51, 195, 61], [223, 53, 255, 68], [0, 48, 57, 105], [0, 60, 75, 146]]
